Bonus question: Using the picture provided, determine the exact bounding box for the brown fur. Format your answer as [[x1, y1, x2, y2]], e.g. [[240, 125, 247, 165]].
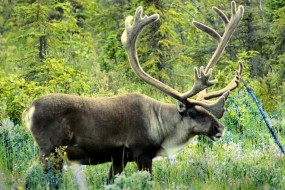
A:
[[23, 93, 223, 180]]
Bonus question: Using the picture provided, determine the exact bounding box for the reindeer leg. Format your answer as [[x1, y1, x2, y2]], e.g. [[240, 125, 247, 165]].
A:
[[135, 156, 153, 175], [107, 148, 129, 183], [107, 159, 128, 183]]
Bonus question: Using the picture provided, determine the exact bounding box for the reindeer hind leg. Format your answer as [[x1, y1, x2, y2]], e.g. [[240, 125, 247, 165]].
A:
[[107, 146, 132, 183]]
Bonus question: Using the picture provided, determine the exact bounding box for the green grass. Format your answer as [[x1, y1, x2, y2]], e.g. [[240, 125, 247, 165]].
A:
[[0, 93, 284, 190]]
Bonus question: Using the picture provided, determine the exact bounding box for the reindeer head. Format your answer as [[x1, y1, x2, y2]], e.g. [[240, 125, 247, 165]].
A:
[[176, 103, 224, 141], [122, 1, 244, 141]]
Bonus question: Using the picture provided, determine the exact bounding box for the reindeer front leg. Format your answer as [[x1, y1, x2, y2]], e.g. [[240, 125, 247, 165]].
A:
[[107, 158, 128, 183], [135, 156, 153, 174], [107, 147, 130, 183]]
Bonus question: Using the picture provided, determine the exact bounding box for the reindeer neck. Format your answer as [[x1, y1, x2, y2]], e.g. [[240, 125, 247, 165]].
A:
[[148, 101, 196, 158]]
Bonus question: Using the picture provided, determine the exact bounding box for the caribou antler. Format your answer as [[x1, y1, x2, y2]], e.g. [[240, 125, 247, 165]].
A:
[[187, 1, 244, 118], [192, 1, 244, 115], [199, 61, 243, 100], [193, 1, 244, 72], [121, 7, 218, 103], [122, 1, 244, 119]]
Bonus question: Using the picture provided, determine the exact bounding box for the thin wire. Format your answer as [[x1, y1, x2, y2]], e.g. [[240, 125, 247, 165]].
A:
[[241, 78, 285, 155]]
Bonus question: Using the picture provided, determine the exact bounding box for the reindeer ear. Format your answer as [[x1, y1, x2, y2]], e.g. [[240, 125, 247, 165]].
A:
[[177, 102, 187, 113]]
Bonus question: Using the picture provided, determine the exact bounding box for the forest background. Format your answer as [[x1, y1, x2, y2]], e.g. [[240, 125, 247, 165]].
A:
[[0, 0, 285, 120], [0, 0, 284, 189]]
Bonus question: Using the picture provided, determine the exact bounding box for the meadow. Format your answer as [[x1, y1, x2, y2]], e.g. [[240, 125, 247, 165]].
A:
[[0, 91, 284, 190]]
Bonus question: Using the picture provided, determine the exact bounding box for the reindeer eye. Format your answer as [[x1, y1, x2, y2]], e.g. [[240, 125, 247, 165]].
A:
[[188, 109, 198, 118]]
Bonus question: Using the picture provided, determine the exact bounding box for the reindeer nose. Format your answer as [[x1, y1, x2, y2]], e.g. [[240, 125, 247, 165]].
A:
[[213, 125, 221, 133]]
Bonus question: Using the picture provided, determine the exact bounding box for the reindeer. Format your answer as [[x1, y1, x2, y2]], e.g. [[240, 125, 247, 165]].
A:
[[23, 1, 244, 181]]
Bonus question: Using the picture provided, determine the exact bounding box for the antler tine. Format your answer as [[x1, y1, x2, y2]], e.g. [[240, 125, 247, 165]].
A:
[[231, 1, 237, 15], [191, 60, 243, 118], [203, 61, 243, 100], [189, 91, 230, 119], [192, 1, 244, 72], [122, 6, 159, 49], [180, 66, 218, 99], [212, 7, 229, 26], [206, 1, 244, 72], [192, 21, 221, 42]]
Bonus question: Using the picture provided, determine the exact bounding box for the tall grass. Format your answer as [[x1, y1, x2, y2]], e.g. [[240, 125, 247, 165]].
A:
[[0, 91, 284, 189]]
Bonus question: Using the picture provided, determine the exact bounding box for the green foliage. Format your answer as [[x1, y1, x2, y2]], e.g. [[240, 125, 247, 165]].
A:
[[105, 171, 154, 190], [0, 118, 36, 188], [1, 0, 94, 76], [251, 71, 284, 112], [25, 58, 92, 95], [0, 57, 93, 121], [266, 0, 285, 11], [0, 75, 46, 121]]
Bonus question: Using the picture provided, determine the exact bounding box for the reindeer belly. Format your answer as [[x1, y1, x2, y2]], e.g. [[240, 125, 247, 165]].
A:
[[66, 145, 133, 165]]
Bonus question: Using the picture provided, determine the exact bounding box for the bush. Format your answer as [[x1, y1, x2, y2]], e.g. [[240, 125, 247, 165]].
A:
[[0, 118, 37, 188], [0, 58, 95, 122]]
